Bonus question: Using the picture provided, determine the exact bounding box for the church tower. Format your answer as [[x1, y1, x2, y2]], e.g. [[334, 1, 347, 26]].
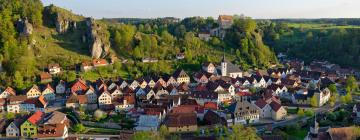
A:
[[221, 53, 227, 77], [310, 114, 319, 137]]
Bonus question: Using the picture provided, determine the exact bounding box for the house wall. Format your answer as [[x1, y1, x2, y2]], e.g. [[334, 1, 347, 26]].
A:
[[177, 77, 190, 84], [271, 107, 287, 121], [27, 89, 41, 98], [56, 85, 65, 94], [20, 121, 37, 137], [168, 125, 197, 133], [259, 105, 272, 118], [234, 114, 259, 124], [6, 124, 19, 137], [229, 71, 243, 79], [66, 103, 79, 109]]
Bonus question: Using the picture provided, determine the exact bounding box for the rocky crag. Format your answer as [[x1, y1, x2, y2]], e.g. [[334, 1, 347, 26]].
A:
[[85, 18, 110, 59]]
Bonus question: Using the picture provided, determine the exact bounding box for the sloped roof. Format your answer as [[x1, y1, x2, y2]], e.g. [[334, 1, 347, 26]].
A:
[[269, 101, 282, 112], [28, 111, 44, 125], [218, 15, 233, 21], [255, 99, 267, 109], [8, 95, 27, 103], [137, 115, 159, 127], [173, 69, 188, 78], [3, 87, 16, 96], [165, 113, 197, 127]]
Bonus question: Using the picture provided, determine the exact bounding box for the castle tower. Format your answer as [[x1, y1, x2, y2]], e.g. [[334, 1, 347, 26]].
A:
[[221, 53, 227, 77]]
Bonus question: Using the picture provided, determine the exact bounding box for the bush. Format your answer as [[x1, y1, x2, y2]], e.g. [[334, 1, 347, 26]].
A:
[[297, 109, 305, 117], [72, 124, 86, 133], [6, 112, 15, 120], [94, 109, 107, 121], [285, 124, 300, 131], [304, 109, 314, 117]]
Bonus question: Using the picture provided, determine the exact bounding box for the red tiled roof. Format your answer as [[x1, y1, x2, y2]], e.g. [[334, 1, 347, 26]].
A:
[[40, 72, 52, 80], [237, 92, 252, 96], [92, 59, 108, 66], [4, 87, 16, 96], [204, 102, 218, 110], [171, 106, 196, 114], [195, 84, 207, 91], [81, 61, 92, 67], [269, 101, 282, 112], [71, 79, 88, 93], [48, 63, 60, 69], [165, 113, 197, 127], [28, 111, 44, 125], [38, 95, 48, 106], [218, 15, 233, 21], [77, 95, 88, 104], [45, 84, 55, 92], [255, 99, 267, 109]]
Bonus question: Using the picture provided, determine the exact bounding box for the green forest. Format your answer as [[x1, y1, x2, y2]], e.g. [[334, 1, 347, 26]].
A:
[[259, 19, 360, 68], [0, 0, 360, 89]]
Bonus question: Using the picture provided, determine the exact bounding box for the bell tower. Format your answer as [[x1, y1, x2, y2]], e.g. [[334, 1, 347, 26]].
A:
[[221, 51, 227, 77]]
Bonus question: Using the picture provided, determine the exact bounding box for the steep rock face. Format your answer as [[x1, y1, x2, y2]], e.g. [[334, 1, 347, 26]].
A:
[[55, 16, 76, 33], [43, 5, 77, 33], [85, 18, 110, 59], [16, 18, 33, 35]]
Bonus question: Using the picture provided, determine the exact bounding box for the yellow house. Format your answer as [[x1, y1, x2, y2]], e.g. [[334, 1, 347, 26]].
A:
[[269, 102, 287, 121], [173, 69, 190, 85], [26, 85, 42, 98]]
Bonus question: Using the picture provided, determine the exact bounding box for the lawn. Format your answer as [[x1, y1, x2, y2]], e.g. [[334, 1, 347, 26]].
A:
[[85, 127, 121, 134], [285, 129, 308, 140], [287, 108, 298, 114], [286, 22, 360, 30]]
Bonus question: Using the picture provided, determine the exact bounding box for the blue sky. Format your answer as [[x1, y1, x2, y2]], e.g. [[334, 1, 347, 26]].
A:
[[41, 0, 360, 19]]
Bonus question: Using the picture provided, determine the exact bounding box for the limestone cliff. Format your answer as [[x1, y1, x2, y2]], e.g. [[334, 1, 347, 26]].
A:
[[16, 18, 33, 36], [85, 18, 110, 59], [43, 5, 79, 33]]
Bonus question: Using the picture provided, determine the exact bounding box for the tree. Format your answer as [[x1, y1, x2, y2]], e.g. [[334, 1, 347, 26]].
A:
[[326, 112, 337, 121], [340, 96, 346, 104], [72, 124, 86, 134], [204, 128, 210, 136], [328, 84, 338, 94], [228, 124, 260, 140], [67, 71, 77, 82], [346, 76, 358, 91], [159, 125, 169, 138], [213, 126, 220, 136], [94, 109, 107, 121], [6, 112, 15, 120], [131, 131, 162, 140], [195, 128, 201, 136], [305, 109, 314, 117], [344, 92, 353, 104], [13, 71, 24, 90], [297, 109, 305, 117], [329, 95, 336, 107], [310, 95, 318, 107]]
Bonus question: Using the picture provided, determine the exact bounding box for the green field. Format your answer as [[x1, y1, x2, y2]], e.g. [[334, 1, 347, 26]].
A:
[[286, 23, 360, 29]]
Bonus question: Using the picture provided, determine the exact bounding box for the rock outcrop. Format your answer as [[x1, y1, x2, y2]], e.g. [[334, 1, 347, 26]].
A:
[[16, 18, 33, 35], [55, 17, 76, 33], [85, 18, 110, 59], [43, 5, 77, 33]]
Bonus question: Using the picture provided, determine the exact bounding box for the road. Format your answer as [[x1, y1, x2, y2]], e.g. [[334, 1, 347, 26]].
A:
[[68, 134, 120, 139]]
